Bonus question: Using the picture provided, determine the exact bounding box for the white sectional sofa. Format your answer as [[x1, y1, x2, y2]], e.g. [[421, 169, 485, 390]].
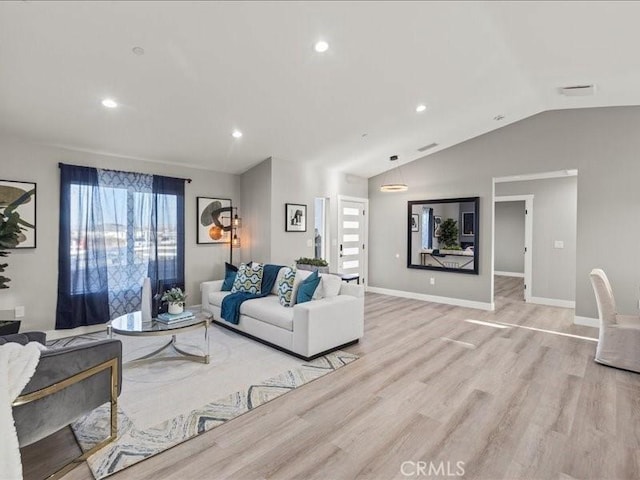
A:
[[201, 270, 364, 360]]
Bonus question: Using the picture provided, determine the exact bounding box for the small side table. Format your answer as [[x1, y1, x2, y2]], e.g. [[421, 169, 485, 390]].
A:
[[337, 273, 360, 284]]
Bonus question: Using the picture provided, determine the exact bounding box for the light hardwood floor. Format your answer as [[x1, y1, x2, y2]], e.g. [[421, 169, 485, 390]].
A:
[[28, 290, 640, 480]]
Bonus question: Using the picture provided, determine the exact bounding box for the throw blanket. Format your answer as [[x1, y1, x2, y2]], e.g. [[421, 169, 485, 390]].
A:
[[221, 264, 283, 325], [0, 342, 41, 480]]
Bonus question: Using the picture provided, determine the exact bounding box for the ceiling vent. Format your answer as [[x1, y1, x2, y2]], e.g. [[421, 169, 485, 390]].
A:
[[559, 84, 596, 96], [417, 142, 439, 152]]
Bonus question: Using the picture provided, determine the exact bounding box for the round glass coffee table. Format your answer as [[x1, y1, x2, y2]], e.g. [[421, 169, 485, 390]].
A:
[[108, 310, 212, 364]]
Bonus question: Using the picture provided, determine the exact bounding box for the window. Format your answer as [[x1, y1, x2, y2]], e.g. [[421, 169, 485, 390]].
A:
[[57, 164, 185, 329]]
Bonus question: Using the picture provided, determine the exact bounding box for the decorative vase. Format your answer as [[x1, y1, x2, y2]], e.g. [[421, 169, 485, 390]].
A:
[[168, 303, 183, 315]]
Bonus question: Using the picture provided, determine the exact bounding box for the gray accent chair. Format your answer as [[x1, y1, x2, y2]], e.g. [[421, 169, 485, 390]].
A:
[[589, 269, 640, 373], [3, 331, 122, 478]]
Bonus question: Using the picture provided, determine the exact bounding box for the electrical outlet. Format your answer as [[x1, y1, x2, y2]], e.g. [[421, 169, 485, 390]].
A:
[[430, 278, 435, 285], [15, 306, 25, 318], [554, 240, 564, 249]]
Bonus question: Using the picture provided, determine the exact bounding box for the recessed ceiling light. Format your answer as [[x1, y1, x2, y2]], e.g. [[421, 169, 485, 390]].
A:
[[232, 130, 243, 138], [416, 104, 427, 113], [101, 98, 118, 109], [132, 46, 145, 56], [314, 41, 329, 53]]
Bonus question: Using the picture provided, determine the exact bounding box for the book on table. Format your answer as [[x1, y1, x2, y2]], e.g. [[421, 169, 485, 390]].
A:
[[156, 311, 196, 324]]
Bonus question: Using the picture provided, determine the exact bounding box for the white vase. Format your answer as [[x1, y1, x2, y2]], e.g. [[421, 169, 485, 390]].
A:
[[141, 278, 152, 321], [168, 303, 183, 315]]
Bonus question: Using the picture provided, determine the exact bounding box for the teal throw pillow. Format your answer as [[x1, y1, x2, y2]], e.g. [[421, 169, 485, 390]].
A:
[[277, 267, 297, 307], [296, 270, 321, 304], [231, 262, 264, 294], [221, 262, 238, 291]]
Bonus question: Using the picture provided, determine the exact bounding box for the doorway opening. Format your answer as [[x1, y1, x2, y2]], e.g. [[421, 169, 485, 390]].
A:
[[492, 170, 578, 310]]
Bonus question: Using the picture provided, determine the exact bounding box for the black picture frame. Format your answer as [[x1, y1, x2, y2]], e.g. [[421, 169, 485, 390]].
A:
[[407, 196, 479, 275], [0, 179, 36, 249], [462, 212, 475, 236], [197, 197, 232, 244], [285, 203, 307, 232], [411, 214, 420, 232]]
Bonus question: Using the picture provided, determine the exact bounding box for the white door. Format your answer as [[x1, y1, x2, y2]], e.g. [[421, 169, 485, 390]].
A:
[[338, 198, 367, 284]]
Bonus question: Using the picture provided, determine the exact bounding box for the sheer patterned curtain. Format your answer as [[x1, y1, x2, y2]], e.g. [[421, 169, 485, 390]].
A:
[[57, 164, 185, 329]]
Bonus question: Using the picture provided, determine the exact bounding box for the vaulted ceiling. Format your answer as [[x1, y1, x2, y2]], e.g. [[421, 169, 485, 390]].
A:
[[0, 1, 638, 177]]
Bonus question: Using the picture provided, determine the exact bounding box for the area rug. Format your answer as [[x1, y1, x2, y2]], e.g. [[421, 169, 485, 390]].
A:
[[50, 325, 358, 479]]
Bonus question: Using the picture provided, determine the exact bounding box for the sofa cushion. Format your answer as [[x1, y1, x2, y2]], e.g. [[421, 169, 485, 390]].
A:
[[314, 273, 342, 300], [221, 262, 238, 291], [296, 270, 321, 304], [232, 262, 264, 294], [240, 296, 294, 331], [277, 267, 296, 307], [208, 290, 232, 307], [271, 266, 286, 295]]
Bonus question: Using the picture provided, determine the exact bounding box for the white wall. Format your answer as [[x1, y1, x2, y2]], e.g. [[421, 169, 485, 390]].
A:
[[0, 136, 240, 331], [368, 106, 640, 318], [240, 158, 272, 263], [494, 201, 525, 274], [240, 157, 368, 269], [496, 176, 577, 302]]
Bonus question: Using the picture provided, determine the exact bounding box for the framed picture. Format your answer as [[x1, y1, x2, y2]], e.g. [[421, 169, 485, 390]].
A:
[[285, 203, 306, 232], [411, 213, 420, 232], [197, 197, 232, 244], [462, 212, 475, 235], [0, 179, 36, 248], [433, 215, 442, 238]]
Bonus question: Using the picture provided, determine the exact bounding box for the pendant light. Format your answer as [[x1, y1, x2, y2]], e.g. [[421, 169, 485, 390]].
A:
[[380, 155, 408, 192]]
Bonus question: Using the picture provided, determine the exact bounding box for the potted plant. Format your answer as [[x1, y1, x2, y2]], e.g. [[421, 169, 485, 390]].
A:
[[161, 287, 187, 315], [295, 257, 329, 273], [438, 218, 460, 250]]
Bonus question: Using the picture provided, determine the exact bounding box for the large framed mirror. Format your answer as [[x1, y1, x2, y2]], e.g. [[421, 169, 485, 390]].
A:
[[407, 197, 479, 274]]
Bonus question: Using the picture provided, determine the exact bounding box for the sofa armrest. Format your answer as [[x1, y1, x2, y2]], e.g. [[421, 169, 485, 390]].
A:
[[339, 283, 365, 298], [201, 280, 224, 313], [292, 295, 364, 358], [13, 338, 122, 448], [21, 339, 122, 396]]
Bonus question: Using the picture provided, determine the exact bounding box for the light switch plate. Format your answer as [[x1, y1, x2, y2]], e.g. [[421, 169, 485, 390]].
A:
[[554, 240, 564, 249], [430, 278, 435, 285], [15, 306, 25, 318]]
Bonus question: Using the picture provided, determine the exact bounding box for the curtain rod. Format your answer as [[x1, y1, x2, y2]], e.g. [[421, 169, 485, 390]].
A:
[[58, 162, 192, 183]]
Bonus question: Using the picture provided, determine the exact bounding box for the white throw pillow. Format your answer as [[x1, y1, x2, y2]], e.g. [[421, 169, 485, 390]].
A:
[[320, 273, 342, 298]]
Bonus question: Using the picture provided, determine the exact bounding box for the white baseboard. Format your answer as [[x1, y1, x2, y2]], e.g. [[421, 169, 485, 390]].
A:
[[366, 286, 494, 311], [495, 271, 525, 278], [574, 316, 599, 328], [528, 296, 575, 309]]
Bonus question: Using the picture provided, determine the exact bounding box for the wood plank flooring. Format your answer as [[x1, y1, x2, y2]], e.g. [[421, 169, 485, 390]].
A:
[[27, 290, 640, 480]]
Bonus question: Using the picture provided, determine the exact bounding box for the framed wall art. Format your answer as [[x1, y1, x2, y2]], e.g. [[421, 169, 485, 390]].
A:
[[285, 203, 306, 232], [0, 179, 36, 248], [197, 197, 232, 244]]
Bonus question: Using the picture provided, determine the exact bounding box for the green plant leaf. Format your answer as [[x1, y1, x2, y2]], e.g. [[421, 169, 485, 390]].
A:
[[4, 188, 35, 215]]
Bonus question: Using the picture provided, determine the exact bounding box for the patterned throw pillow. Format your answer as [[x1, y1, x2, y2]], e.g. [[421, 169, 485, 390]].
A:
[[231, 262, 264, 294], [277, 267, 297, 307]]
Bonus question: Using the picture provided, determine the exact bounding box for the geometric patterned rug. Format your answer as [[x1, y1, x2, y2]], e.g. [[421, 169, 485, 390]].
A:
[[55, 329, 358, 479]]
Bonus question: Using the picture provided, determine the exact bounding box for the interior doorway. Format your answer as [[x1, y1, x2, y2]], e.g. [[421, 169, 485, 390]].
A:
[[492, 170, 578, 309], [494, 195, 533, 303]]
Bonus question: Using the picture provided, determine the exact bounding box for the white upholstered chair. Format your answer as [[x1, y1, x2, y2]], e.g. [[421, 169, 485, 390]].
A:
[[589, 269, 640, 373]]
